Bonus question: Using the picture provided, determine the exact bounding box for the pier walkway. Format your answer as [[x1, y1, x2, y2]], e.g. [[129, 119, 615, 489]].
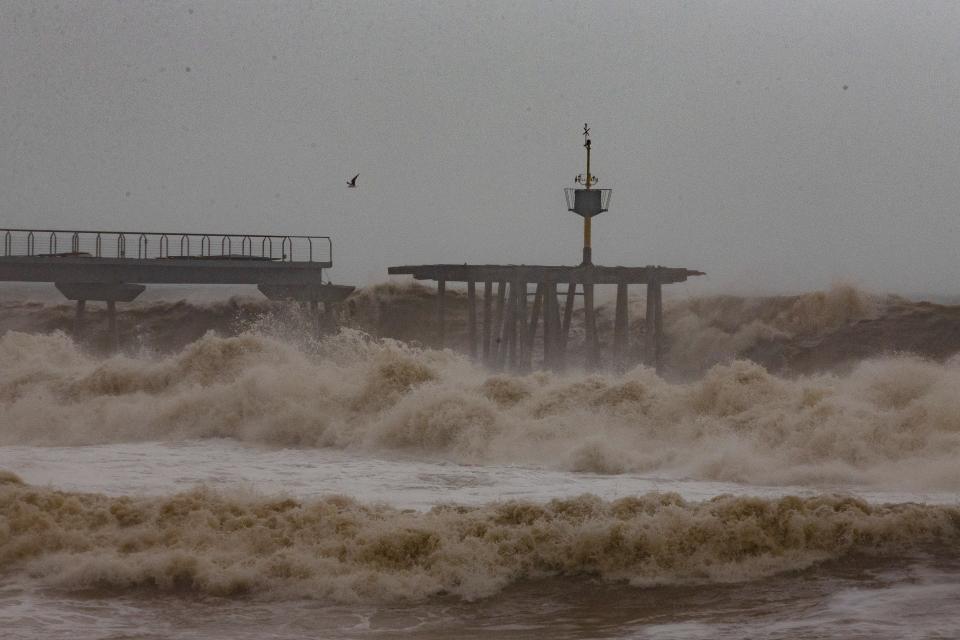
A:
[[0, 228, 354, 348]]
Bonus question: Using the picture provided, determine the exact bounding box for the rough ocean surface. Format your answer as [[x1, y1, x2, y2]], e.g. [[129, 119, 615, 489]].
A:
[[2, 283, 960, 638]]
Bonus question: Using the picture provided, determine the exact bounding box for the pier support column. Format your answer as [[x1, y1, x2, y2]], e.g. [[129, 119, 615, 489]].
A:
[[467, 280, 477, 360], [256, 284, 355, 338], [645, 281, 663, 373], [550, 282, 564, 370], [583, 277, 597, 371], [467, 280, 477, 359], [502, 281, 519, 370], [561, 282, 576, 350], [74, 300, 86, 342], [526, 283, 543, 370], [541, 282, 552, 369], [613, 282, 629, 371], [543, 281, 561, 370], [516, 280, 528, 371], [55, 282, 145, 353], [493, 281, 506, 369], [436, 279, 446, 349], [482, 281, 493, 363]]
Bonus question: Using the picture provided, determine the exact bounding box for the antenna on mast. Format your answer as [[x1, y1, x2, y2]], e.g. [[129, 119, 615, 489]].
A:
[[564, 123, 611, 265]]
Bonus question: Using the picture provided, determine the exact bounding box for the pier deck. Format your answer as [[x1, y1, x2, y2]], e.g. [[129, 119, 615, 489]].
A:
[[388, 263, 704, 373], [1, 228, 353, 348]]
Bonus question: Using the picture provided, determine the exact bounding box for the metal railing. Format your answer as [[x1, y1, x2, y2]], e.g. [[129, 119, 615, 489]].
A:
[[0, 229, 332, 264]]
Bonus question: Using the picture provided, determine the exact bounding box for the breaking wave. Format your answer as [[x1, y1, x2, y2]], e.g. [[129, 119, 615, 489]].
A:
[[2, 475, 958, 602], [5, 325, 960, 489]]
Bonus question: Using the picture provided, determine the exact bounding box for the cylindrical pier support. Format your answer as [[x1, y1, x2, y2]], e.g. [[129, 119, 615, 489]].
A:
[[516, 280, 528, 371], [482, 281, 493, 363], [526, 283, 544, 370], [550, 283, 563, 370], [645, 281, 663, 373], [561, 282, 576, 350], [493, 281, 506, 368], [543, 281, 562, 370], [583, 280, 597, 370], [436, 279, 446, 348], [467, 280, 477, 359], [613, 282, 629, 371]]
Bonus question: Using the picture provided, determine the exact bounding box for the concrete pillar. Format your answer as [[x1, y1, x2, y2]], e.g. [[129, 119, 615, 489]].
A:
[[645, 281, 663, 373], [526, 283, 543, 369], [467, 280, 477, 359], [546, 281, 562, 371], [561, 281, 576, 350], [503, 281, 519, 370], [613, 282, 629, 371], [543, 282, 560, 369], [654, 283, 664, 374], [583, 280, 597, 370], [493, 281, 506, 368], [516, 280, 528, 371], [482, 281, 493, 363], [436, 279, 446, 349]]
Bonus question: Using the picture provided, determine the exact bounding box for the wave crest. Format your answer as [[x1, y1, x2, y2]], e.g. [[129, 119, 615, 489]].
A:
[[3, 479, 958, 602], [6, 329, 960, 488]]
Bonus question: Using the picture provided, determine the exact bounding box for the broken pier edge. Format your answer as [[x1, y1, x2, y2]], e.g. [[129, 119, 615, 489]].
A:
[[387, 263, 704, 374]]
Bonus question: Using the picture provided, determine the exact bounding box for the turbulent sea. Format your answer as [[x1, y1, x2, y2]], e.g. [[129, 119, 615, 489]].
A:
[[3, 284, 960, 639]]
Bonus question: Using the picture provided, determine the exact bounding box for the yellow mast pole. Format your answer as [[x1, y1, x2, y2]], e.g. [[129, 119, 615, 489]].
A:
[[583, 130, 592, 265]]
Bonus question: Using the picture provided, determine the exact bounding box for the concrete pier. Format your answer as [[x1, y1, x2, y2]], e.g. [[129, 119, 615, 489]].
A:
[[2, 229, 352, 350], [388, 263, 703, 373]]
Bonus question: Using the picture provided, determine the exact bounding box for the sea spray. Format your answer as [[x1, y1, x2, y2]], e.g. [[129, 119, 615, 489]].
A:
[[4, 329, 960, 489], [2, 283, 884, 371]]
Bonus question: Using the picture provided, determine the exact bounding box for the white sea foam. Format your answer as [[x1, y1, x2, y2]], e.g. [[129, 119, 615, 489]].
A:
[[3, 319, 960, 489]]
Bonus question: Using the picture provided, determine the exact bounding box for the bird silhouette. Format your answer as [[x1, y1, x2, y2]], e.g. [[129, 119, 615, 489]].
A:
[[347, 174, 359, 188]]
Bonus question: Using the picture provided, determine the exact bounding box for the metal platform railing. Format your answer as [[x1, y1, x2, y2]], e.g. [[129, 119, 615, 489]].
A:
[[0, 229, 332, 264]]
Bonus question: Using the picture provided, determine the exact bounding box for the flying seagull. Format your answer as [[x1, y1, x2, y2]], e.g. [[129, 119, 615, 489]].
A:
[[347, 174, 359, 188]]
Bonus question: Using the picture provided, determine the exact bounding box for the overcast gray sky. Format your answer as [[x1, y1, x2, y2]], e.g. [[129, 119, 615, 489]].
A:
[[1, 1, 958, 294]]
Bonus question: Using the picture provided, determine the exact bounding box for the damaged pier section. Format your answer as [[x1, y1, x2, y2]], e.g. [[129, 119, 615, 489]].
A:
[[388, 125, 704, 374], [388, 264, 703, 373]]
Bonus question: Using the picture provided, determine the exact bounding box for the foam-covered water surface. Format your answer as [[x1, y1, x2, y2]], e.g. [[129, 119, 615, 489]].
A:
[[2, 440, 957, 510], [3, 289, 960, 638]]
